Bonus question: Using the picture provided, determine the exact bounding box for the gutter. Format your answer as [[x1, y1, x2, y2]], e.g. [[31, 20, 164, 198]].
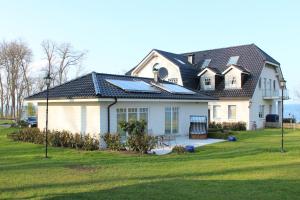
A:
[[107, 97, 117, 133]]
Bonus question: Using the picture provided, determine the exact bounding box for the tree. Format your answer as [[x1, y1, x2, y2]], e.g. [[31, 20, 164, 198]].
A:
[[0, 40, 32, 119], [40, 40, 86, 86]]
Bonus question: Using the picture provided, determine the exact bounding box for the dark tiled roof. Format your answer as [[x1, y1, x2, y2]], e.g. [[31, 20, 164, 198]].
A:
[[127, 44, 280, 98], [26, 73, 216, 101]]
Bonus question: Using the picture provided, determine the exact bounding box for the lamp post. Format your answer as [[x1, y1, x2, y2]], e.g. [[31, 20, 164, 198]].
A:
[[44, 73, 52, 158], [280, 79, 286, 153]]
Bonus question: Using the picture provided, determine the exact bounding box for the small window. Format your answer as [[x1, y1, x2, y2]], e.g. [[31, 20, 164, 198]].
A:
[[259, 78, 262, 89], [213, 105, 221, 119], [202, 59, 211, 68], [228, 105, 236, 120], [273, 80, 276, 90], [128, 108, 138, 121], [168, 78, 178, 84], [225, 76, 238, 88], [259, 105, 265, 118], [205, 78, 211, 86], [227, 56, 239, 66]]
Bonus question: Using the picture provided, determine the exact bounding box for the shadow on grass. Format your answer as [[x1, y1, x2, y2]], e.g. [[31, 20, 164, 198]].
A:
[[9, 179, 299, 200]]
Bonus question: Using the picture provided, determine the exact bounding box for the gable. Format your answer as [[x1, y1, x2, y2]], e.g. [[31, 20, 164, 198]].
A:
[[131, 50, 184, 85]]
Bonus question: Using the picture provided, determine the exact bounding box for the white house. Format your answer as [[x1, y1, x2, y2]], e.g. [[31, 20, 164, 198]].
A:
[[126, 44, 288, 129], [25, 72, 215, 143]]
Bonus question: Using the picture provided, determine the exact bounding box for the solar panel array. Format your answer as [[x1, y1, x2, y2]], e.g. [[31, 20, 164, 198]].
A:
[[106, 79, 160, 93], [152, 83, 195, 95]]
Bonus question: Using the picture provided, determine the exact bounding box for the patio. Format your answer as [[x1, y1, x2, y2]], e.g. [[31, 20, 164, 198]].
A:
[[150, 136, 225, 155]]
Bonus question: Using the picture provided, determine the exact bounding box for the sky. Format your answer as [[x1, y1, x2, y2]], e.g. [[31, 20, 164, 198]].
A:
[[0, 0, 299, 102]]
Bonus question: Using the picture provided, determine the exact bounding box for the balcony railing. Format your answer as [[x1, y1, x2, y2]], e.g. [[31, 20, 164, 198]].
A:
[[262, 89, 289, 100]]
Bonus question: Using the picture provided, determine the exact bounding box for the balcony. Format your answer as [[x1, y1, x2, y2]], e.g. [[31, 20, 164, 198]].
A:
[[262, 89, 289, 100]]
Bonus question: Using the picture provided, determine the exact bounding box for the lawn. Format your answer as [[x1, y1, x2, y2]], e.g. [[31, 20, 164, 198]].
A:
[[1, 127, 300, 200]]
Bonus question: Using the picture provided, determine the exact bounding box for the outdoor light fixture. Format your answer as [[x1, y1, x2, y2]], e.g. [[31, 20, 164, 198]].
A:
[[280, 79, 286, 153], [44, 73, 52, 158]]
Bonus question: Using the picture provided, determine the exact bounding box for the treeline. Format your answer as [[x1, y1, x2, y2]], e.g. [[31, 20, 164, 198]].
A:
[[0, 39, 86, 119]]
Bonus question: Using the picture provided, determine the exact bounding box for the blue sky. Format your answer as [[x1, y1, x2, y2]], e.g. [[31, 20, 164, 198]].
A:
[[0, 0, 299, 102]]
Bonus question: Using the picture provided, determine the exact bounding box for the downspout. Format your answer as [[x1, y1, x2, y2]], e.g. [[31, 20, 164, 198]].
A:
[[107, 97, 117, 133]]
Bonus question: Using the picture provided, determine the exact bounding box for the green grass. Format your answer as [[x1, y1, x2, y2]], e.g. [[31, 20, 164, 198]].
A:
[[0, 119, 14, 125], [1, 127, 300, 200]]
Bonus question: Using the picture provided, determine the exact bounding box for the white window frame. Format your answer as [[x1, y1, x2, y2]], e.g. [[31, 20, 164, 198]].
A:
[[228, 105, 237, 120], [259, 105, 265, 118], [116, 107, 149, 136], [213, 105, 221, 120], [165, 106, 179, 134], [225, 75, 238, 89]]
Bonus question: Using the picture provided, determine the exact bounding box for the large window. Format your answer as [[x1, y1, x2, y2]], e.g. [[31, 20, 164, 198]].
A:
[[165, 107, 179, 134], [116, 108, 148, 136], [228, 105, 236, 120], [259, 105, 265, 118], [213, 105, 221, 119]]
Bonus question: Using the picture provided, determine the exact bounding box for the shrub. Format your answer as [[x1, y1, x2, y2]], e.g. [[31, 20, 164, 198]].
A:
[[102, 133, 122, 151], [7, 128, 99, 151], [120, 120, 156, 154], [172, 145, 186, 154], [283, 118, 296, 123], [207, 131, 230, 139], [209, 121, 246, 131]]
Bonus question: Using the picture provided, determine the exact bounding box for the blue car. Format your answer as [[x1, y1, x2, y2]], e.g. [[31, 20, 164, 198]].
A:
[[26, 117, 37, 127]]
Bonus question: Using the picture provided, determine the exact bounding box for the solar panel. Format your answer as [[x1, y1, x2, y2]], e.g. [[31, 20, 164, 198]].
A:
[[153, 83, 195, 94], [106, 79, 160, 93]]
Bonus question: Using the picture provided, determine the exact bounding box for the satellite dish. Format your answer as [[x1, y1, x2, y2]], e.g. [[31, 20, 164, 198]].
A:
[[158, 67, 168, 80]]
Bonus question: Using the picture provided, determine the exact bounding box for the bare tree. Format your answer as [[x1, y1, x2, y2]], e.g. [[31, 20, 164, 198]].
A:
[[40, 40, 86, 86], [0, 40, 32, 119]]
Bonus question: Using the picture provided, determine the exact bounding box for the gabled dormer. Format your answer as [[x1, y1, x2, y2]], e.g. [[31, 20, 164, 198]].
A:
[[222, 64, 250, 89], [197, 67, 221, 90]]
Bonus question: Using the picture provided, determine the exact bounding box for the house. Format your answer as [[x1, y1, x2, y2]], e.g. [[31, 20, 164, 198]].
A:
[[25, 72, 215, 145], [126, 44, 287, 130]]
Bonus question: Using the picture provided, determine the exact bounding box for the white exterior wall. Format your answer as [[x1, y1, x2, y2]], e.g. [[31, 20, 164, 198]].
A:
[[37, 102, 101, 138], [99, 100, 208, 137], [208, 100, 250, 128], [250, 64, 281, 129], [132, 52, 183, 85]]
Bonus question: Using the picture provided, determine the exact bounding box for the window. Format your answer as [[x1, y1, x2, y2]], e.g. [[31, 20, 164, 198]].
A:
[[225, 76, 238, 88], [168, 78, 178, 84], [139, 108, 148, 130], [116, 108, 149, 137], [128, 108, 138, 121], [165, 107, 179, 134], [228, 105, 236, 120], [259, 105, 265, 118], [201, 59, 211, 68], [259, 77, 262, 89], [264, 78, 267, 89], [269, 105, 272, 114], [227, 56, 239, 66], [213, 105, 221, 119], [117, 108, 126, 138], [204, 78, 211, 86], [273, 80, 276, 90]]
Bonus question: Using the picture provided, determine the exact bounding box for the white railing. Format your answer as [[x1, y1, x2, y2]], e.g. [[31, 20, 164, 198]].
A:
[[262, 89, 289, 99]]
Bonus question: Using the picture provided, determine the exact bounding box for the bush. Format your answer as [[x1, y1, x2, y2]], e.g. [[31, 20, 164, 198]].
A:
[[102, 133, 122, 151], [120, 120, 156, 154], [172, 145, 186, 154], [209, 121, 246, 131], [283, 118, 296, 123], [7, 128, 99, 151], [207, 131, 230, 139]]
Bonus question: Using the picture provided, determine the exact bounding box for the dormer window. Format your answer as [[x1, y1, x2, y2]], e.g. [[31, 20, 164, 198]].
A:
[[205, 78, 211, 86], [226, 76, 238, 89], [201, 59, 211, 69], [227, 56, 239, 66]]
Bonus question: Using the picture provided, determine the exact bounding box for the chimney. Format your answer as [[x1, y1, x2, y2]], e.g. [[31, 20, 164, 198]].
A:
[[153, 68, 159, 83], [188, 54, 194, 64]]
